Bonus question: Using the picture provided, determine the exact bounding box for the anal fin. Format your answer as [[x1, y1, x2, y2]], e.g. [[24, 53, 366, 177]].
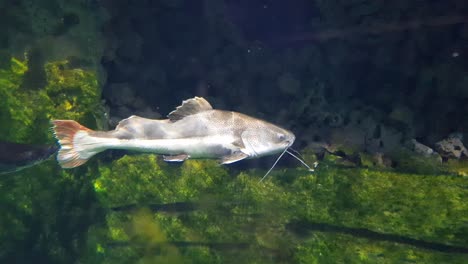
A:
[[163, 154, 189, 162], [220, 152, 249, 164]]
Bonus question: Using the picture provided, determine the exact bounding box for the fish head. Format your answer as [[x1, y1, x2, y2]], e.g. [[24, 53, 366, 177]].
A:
[[241, 123, 295, 158]]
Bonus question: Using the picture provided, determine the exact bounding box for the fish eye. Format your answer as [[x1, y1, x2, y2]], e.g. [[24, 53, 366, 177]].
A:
[[277, 134, 286, 141]]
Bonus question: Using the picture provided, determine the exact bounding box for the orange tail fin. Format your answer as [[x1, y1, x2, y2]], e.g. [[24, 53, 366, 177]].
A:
[[51, 120, 94, 168]]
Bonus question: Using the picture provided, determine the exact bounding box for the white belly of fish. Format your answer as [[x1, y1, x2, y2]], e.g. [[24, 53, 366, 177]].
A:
[[74, 131, 238, 159]]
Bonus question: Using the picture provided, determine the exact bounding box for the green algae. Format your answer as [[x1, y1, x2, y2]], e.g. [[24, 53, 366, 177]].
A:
[[93, 155, 227, 206], [1, 147, 467, 263], [85, 154, 468, 263], [0, 56, 104, 143], [0, 54, 105, 263], [293, 233, 467, 264], [0, 164, 104, 263]]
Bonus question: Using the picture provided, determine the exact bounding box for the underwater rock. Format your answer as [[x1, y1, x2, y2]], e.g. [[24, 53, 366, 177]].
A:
[[1, 57, 105, 142], [325, 108, 378, 155], [371, 152, 393, 167], [434, 134, 468, 159], [368, 124, 404, 154], [329, 109, 388, 154], [329, 126, 366, 155], [406, 139, 435, 157]]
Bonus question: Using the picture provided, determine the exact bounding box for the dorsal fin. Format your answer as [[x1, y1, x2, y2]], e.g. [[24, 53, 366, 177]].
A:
[[167, 97, 213, 121]]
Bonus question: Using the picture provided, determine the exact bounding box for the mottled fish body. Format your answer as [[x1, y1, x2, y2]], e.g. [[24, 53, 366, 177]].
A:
[[52, 97, 295, 168]]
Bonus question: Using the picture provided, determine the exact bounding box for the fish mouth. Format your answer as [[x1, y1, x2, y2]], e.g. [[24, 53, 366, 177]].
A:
[[286, 137, 295, 147], [281, 141, 294, 152]]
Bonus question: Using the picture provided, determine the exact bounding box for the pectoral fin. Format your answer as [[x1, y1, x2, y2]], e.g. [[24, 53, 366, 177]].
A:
[[163, 154, 190, 162], [220, 152, 249, 164]]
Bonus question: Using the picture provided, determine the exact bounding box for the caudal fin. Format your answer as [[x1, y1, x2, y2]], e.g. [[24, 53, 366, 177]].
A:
[[51, 120, 97, 168]]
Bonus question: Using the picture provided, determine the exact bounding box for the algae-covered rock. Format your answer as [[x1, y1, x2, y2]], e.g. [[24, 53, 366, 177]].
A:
[[3, 143, 466, 263], [406, 139, 436, 157], [93, 155, 227, 207], [85, 151, 468, 263], [435, 135, 468, 160], [293, 232, 466, 264], [0, 164, 104, 263], [389, 148, 444, 175], [0, 56, 105, 143], [0, 57, 33, 141], [0, 53, 106, 263]]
